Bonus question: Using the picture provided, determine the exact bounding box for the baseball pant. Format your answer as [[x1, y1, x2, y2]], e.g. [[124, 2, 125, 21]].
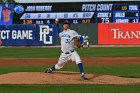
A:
[[55, 51, 82, 69]]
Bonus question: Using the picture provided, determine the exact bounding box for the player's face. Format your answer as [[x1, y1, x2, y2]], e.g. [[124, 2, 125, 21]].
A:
[[63, 24, 70, 30], [2, 9, 11, 18]]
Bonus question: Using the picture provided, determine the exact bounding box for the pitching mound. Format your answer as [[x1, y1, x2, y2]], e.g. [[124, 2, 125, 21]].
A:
[[0, 71, 140, 84]]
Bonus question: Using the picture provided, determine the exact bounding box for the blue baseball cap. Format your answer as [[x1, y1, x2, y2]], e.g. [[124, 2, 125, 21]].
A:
[[63, 20, 70, 26], [2, 4, 11, 10]]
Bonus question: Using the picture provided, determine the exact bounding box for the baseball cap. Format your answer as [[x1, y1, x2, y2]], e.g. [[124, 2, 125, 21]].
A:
[[63, 20, 70, 26], [2, 4, 11, 10]]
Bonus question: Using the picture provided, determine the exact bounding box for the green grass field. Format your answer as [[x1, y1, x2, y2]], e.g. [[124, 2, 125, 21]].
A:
[[0, 47, 140, 58], [0, 84, 140, 93], [0, 47, 140, 93]]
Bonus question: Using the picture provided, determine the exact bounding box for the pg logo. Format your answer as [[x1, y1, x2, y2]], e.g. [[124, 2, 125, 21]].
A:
[[39, 25, 53, 44]]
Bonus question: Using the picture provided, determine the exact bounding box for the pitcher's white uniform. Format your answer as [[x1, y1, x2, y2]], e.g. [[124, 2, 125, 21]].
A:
[[55, 29, 82, 69], [45, 25, 88, 80]]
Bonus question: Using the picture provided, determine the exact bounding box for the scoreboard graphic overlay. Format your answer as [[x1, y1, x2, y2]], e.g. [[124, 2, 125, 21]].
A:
[[13, 1, 140, 24]]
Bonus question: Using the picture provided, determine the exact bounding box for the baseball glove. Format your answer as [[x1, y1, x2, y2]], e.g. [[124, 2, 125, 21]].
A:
[[73, 37, 82, 48]]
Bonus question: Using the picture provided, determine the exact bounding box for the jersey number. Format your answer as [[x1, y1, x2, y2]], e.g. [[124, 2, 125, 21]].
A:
[[66, 39, 71, 44]]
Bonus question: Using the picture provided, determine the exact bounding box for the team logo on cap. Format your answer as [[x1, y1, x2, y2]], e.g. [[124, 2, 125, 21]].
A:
[[5, 4, 9, 8]]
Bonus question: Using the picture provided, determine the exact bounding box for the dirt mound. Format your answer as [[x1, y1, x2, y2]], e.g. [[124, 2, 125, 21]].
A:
[[0, 72, 140, 84]]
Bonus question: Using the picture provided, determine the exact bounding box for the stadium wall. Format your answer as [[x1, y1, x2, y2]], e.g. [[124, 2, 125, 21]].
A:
[[1, 23, 140, 46]]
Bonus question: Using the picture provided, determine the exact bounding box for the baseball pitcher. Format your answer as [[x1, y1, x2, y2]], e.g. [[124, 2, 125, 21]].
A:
[[44, 21, 88, 80]]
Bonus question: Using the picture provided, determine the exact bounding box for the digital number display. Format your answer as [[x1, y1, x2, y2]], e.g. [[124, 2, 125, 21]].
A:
[[115, 5, 138, 11], [114, 4, 139, 23], [97, 12, 113, 23], [13, 2, 140, 24]]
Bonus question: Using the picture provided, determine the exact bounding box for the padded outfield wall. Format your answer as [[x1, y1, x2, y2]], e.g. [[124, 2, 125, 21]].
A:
[[1, 23, 140, 46]]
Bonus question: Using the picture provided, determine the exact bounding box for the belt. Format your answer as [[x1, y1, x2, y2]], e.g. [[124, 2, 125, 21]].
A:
[[61, 50, 74, 54]]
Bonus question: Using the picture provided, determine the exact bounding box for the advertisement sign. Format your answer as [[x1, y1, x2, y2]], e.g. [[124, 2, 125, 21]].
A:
[[35, 24, 56, 46], [98, 23, 140, 44], [0, 24, 57, 46]]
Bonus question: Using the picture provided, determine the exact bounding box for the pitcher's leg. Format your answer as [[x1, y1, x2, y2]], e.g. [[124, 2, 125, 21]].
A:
[[44, 54, 70, 73], [55, 55, 70, 69], [71, 52, 84, 74]]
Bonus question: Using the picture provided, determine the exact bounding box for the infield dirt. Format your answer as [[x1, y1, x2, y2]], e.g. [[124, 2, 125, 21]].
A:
[[0, 57, 140, 66], [0, 71, 140, 84]]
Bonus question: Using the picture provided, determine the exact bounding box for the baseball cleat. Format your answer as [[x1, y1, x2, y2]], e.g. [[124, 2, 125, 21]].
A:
[[44, 68, 53, 73], [81, 75, 88, 80]]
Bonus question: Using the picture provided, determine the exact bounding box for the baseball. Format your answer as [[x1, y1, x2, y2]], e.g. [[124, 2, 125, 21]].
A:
[[55, 18, 59, 21], [55, 18, 59, 23]]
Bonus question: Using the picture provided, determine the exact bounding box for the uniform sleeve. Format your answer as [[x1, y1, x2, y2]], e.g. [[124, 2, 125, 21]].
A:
[[70, 31, 81, 40]]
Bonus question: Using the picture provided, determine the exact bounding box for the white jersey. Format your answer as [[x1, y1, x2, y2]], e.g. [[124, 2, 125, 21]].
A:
[[59, 29, 79, 53]]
